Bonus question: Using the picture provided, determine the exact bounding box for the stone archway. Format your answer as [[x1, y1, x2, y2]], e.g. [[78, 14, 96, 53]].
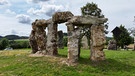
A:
[[66, 16, 107, 64], [29, 11, 108, 65], [46, 11, 74, 55]]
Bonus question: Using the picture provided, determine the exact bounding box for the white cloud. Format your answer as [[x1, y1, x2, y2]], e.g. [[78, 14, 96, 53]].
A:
[[27, 4, 65, 17], [6, 9, 16, 15], [16, 14, 31, 24], [27, 0, 49, 3], [0, 14, 32, 36], [0, 0, 9, 5]]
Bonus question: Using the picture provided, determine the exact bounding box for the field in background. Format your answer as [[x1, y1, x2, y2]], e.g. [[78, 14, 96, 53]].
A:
[[0, 48, 135, 76], [127, 44, 134, 49], [14, 39, 29, 41]]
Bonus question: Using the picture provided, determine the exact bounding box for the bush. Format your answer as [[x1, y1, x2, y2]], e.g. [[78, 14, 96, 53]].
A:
[[9, 40, 30, 49], [63, 37, 67, 47], [0, 38, 9, 50]]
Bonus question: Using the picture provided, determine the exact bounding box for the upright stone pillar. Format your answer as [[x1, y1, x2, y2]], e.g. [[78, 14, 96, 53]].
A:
[[34, 26, 46, 52], [29, 19, 47, 54], [66, 23, 81, 65], [107, 39, 117, 50], [29, 30, 38, 53], [90, 24, 106, 61], [46, 22, 58, 55], [57, 30, 64, 49], [81, 35, 89, 49]]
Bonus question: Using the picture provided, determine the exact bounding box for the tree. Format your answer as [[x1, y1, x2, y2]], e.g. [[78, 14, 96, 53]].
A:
[[81, 2, 104, 18], [113, 25, 132, 48], [0, 38, 9, 50]]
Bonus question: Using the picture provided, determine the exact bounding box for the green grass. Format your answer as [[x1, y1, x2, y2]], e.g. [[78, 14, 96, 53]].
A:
[[0, 48, 135, 76]]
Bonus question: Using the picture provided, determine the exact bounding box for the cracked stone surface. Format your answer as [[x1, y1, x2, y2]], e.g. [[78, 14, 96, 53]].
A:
[[90, 25, 106, 62]]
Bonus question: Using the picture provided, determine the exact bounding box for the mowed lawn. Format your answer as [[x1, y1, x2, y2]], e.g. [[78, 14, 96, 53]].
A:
[[0, 48, 135, 76]]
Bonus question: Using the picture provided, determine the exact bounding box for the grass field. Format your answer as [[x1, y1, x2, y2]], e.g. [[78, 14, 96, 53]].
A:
[[0, 48, 135, 76]]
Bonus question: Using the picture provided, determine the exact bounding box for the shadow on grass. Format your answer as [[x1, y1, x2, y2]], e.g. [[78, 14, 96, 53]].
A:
[[79, 57, 135, 72], [57, 53, 135, 73]]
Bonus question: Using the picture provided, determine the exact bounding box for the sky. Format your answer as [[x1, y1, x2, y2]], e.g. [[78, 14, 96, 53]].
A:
[[0, 0, 135, 37]]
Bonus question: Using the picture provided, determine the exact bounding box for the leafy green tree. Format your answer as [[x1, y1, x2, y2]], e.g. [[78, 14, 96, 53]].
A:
[[81, 2, 104, 18], [113, 25, 132, 48], [0, 38, 9, 50], [63, 37, 68, 47]]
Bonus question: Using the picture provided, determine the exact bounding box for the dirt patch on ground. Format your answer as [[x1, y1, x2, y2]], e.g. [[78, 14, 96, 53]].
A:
[[28, 54, 44, 57]]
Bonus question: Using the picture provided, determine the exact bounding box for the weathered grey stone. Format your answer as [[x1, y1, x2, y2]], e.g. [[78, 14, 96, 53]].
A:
[[66, 23, 81, 65], [34, 27, 46, 52], [30, 19, 47, 54], [52, 11, 74, 23], [90, 24, 106, 62], [35, 19, 47, 26], [57, 30, 64, 49], [66, 22, 74, 31], [107, 40, 117, 50], [35, 19, 52, 26], [46, 21, 58, 55], [29, 30, 38, 53], [68, 16, 108, 26], [81, 36, 89, 49]]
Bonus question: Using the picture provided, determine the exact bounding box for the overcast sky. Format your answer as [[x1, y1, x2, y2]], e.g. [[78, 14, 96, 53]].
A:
[[0, 0, 135, 37]]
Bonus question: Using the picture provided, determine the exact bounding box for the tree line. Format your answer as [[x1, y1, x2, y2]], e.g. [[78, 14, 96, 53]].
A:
[[0, 38, 30, 50], [0, 35, 68, 50]]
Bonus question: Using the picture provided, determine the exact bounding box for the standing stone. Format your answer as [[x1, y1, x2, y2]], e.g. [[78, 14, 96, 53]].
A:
[[90, 24, 106, 62], [66, 23, 81, 65], [107, 40, 117, 50], [57, 30, 64, 49], [29, 30, 38, 53], [81, 35, 89, 49], [34, 26, 46, 52], [46, 22, 58, 55], [29, 19, 47, 54]]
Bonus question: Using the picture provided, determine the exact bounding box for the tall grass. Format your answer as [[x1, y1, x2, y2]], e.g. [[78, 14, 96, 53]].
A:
[[0, 48, 135, 76]]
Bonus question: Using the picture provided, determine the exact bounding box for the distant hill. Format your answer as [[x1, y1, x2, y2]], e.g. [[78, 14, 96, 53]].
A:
[[5, 35, 20, 40], [0, 35, 29, 40]]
